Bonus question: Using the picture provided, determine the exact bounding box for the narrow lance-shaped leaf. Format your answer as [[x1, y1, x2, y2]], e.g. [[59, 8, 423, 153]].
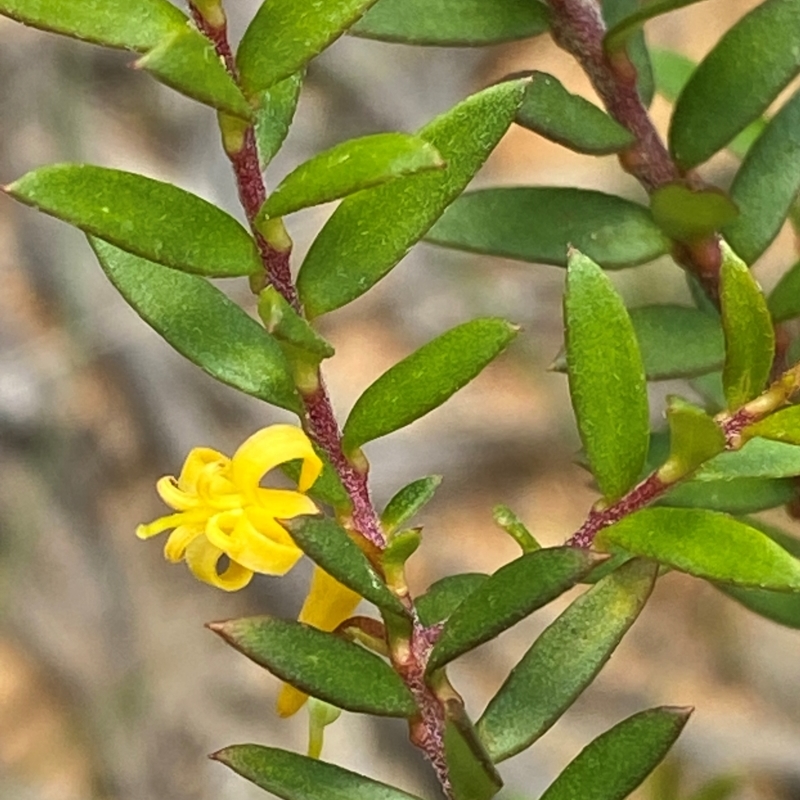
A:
[[237, 0, 380, 96], [254, 71, 304, 168], [282, 516, 407, 616], [298, 80, 527, 317], [605, 0, 712, 54], [477, 559, 658, 762], [427, 548, 602, 673], [90, 238, 301, 413], [669, 0, 800, 169], [135, 27, 253, 120], [742, 406, 800, 446], [662, 397, 725, 477], [0, 0, 186, 51], [515, 72, 634, 155], [650, 184, 739, 243], [768, 259, 800, 322], [5, 164, 261, 277], [719, 243, 774, 410], [539, 707, 692, 800], [381, 475, 442, 534], [210, 616, 417, 717], [261, 133, 444, 219], [342, 318, 518, 454], [258, 286, 335, 361], [661, 476, 795, 514], [416, 573, 489, 627], [693, 437, 800, 481], [724, 88, 800, 265], [565, 250, 649, 501], [350, 0, 551, 46], [427, 187, 669, 269], [597, 507, 800, 590], [444, 703, 503, 800], [214, 745, 426, 800]]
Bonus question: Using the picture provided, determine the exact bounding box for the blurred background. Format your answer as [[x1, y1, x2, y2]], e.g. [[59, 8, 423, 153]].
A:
[[1, 1, 800, 798]]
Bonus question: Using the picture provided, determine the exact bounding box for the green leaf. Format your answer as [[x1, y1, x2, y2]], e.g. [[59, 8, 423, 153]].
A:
[[698, 435, 800, 478], [744, 405, 800, 446], [0, 0, 186, 51], [669, 0, 800, 169], [601, 0, 654, 106], [650, 184, 739, 243], [5, 164, 261, 277], [768, 259, 800, 321], [427, 548, 602, 673], [237, 0, 380, 96], [444, 704, 503, 800], [282, 516, 407, 616], [539, 707, 691, 800], [417, 573, 489, 626], [381, 475, 442, 535], [651, 47, 694, 102], [261, 133, 444, 219], [427, 187, 669, 269], [661, 476, 795, 513], [721, 583, 800, 628], [214, 744, 425, 800], [565, 250, 649, 501], [342, 318, 518, 453], [663, 397, 725, 476], [724, 88, 800, 264], [477, 559, 657, 762], [492, 505, 541, 553], [258, 286, 335, 360], [90, 238, 301, 413], [210, 616, 416, 717], [516, 72, 634, 155], [719, 243, 775, 409], [281, 448, 351, 512], [605, 0, 710, 54], [134, 27, 252, 119], [254, 71, 304, 168], [631, 305, 724, 380], [298, 80, 527, 317], [350, 0, 550, 46], [597, 507, 800, 590]]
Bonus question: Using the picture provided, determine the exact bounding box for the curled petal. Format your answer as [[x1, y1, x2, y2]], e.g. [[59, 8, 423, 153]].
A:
[[195, 463, 241, 510], [255, 488, 318, 518], [178, 447, 228, 491], [232, 425, 322, 499], [156, 476, 201, 511], [277, 566, 362, 717], [163, 523, 206, 563], [204, 508, 303, 575], [136, 512, 190, 540], [184, 535, 253, 591]]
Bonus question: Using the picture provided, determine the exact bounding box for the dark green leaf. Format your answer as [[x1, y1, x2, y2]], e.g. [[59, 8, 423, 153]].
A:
[[721, 583, 800, 628], [629, 305, 724, 380], [427, 548, 602, 673], [565, 250, 649, 501], [417, 573, 489, 626], [342, 318, 518, 453], [719, 243, 774, 409], [444, 704, 503, 800], [237, 0, 380, 96], [605, 0, 711, 54], [477, 559, 657, 762], [350, 0, 550, 46], [90, 238, 300, 412], [258, 286, 335, 360], [381, 475, 442, 534], [661, 477, 795, 513], [662, 397, 725, 478], [298, 80, 527, 317], [0, 0, 186, 51], [135, 27, 252, 119], [516, 72, 634, 155], [650, 184, 738, 243], [210, 616, 416, 716], [281, 448, 352, 512], [262, 133, 444, 218], [427, 187, 669, 269], [254, 71, 304, 168], [601, 0, 654, 106], [743, 405, 800, 446], [539, 707, 691, 800], [768, 259, 800, 321], [669, 0, 800, 169], [282, 516, 407, 616], [214, 744, 425, 800], [597, 507, 800, 590], [724, 88, 800, 264], [5, 164, 261, 277]]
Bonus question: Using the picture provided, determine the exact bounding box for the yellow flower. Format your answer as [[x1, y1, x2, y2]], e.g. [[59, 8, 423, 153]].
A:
[[137, 424, 361, 715]]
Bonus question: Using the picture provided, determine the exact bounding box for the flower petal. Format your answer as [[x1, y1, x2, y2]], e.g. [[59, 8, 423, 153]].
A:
[[204, 509, 303, 575], [163, 523, 206, 562], [184, 535, 253, 591], [232, 425, 322, 498], [178, 447, 228, 490], [277, 566, 362, 717], [255, 488, 318, 518], [136, 512, 190, 539]]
